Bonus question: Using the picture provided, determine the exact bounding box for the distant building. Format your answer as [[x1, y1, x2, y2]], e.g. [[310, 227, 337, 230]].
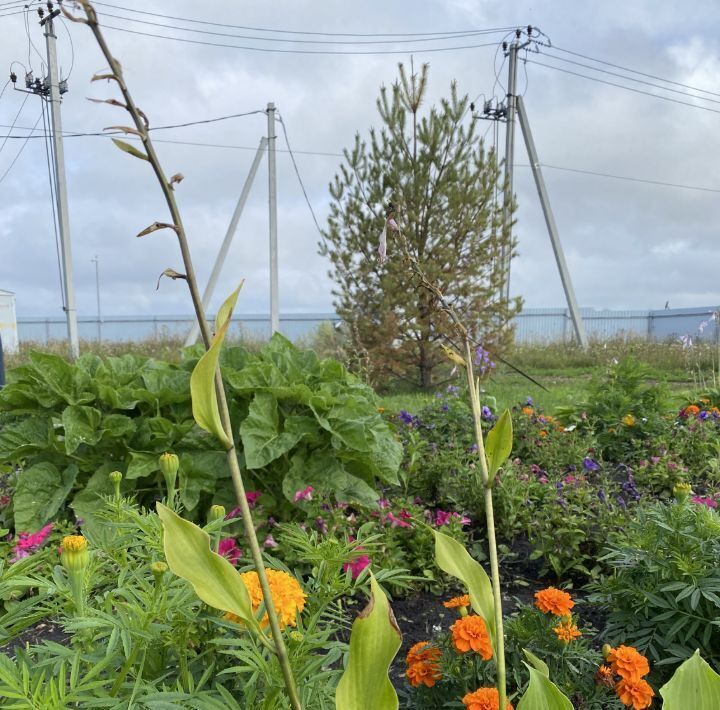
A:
[[0, 290, 18, 353]]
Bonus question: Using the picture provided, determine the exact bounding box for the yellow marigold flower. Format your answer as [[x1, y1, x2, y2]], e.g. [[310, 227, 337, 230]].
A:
[[534, 587, 575, 616], [450, 615, 493, 659], [622, 413, 636, 427], [607, 645, 650, 682], [61, 535, 89, 573], [377, 407, 385, 413], [553, 617, 582, 644], [673, 482, 693, 503], [615, 677, 654, 709], [239, 568, 306, 629], [62, 535, 87, 553], [462, 687, 513, 710], [443, 594, 471, 610]]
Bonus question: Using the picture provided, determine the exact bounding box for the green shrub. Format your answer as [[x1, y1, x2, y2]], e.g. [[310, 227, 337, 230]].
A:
[[589, 497, 720, 683]]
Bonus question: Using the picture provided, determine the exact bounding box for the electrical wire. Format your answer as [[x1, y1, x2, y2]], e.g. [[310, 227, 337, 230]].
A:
[[59, 16, 74, 79], [0, 92, 29, 157], [525, 58, 720, 116], [99, 24, 502, 55], [0, 109, 41, 185], [551, 44, 720, 99], [91, 2, 515, 38], [540, 50, 720, 106], [277, 112, 324, 235], [0, 78, 10, 102], [96, 11, 505, 46], [24, 5, 45, 73]]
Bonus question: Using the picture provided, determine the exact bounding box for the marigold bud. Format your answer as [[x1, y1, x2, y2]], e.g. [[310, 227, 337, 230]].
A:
[[289, 630, 304, 643], [159, 452, 180, 499], [673, 482, 692, 504], [109, 470, 123, 498], [602, 644, 613, 660], [208, 504, 226, 523], [151, 561, 168, 586], [61, 535, 89, 573]]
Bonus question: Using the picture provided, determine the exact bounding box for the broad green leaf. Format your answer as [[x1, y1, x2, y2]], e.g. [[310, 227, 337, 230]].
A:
[[13, 462, 78, 531], [240, 393, 309, 469], [0, 417, 52, 461], [335, 572, 401, 710], [432, 528, 496, 646], [156, 503, 256, 628], [660, 650, 720, 709], [190, 285, 242, 449], [70, 464, 124, 534], [111, 137, 149, 161], [523, 649, 550, 678], [61, 405, 103, 454], [516, 663, 574, 710], [485, 409, 513, 476], [179, 453, 219, 511], [29, 352, 94, 405], [126, 452, 160, 480]]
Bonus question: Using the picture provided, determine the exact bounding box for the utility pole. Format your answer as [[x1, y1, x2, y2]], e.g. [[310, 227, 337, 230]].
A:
[[500, 32, 521, 305], [267, 102, 279, 335], [184, 137, 268, 346], [42, 5, 79, 359], [516, 96, 588, 347], [91, 255, 101, 341]]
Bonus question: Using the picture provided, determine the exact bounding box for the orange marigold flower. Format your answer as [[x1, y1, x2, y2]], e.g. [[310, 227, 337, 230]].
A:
[[595, 664, 615, 688], [615, 678, 655, 709], [534, 587, 575, 616], [522, 406, 534, 415], [238, 568, 306, 629], [684, 404, 700, 416], [443, 594, 471, 609], [553, 617, 582, 644], [539, 430, 548, 437], [462, 686, 513, 710], [406, 660, 442, 688], [607, 645, 650, 682], [406, 641, 441, 666], [451, 615, 493, 659]]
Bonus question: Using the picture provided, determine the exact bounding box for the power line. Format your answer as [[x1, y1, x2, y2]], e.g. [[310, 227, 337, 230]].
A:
[[100, 24, 501, 55], [525, 58, 720, 116], [551, 44, 720, 100], [0, 92, 29, 157], [92, 2, 514, 38], [540, 50, 720, 106], [276, 112, 324, 235], [97, 11, 505, 45], [0, 110, 41, 185]]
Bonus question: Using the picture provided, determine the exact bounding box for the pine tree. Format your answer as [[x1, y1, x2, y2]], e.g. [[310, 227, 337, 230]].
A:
[[321, 62, 520, 389]]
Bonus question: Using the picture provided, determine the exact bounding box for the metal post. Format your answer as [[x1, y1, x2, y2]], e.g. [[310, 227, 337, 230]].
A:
[[92, 255, 101, 341], [267, 102, 279, 334], [43, 12, 79, 360], [184, 137, 268, 346], [516, 95, 588, 348], [500, 40, 519, 304]]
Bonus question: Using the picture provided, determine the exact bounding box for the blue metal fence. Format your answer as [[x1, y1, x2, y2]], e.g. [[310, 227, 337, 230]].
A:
[[16, 306, 720, 345]]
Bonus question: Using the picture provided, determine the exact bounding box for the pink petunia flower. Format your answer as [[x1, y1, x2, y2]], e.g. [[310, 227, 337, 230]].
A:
[[12, 523, 54, 562], [263, 534, 279, 548], [691, 496, 718, 509], [343, 554, 371, 579], [245, 491, 262, 508], [385, 512, 412, 528], [218, 537, 242, 565], [293, 485, 314, 503]]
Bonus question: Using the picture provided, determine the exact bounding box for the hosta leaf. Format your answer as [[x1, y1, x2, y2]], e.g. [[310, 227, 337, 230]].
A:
[[517, 663, 574, 710], [190, 285, 242, 449], [660, 650, 720, 709], [335, 572, 401, 710], [431, 528, 496, 647], [156, 503, 256, 628], [485, 409, 513, 476]]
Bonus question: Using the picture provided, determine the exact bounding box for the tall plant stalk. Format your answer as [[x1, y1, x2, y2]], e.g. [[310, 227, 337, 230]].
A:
[[396, 221, 507, 707], [65, 3, 301, 707]]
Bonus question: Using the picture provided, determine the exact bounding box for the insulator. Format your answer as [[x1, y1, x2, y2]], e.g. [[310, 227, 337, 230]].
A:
[[10, 71, 17, 84]]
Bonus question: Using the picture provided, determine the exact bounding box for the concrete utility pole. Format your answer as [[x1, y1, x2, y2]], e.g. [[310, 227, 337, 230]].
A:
[[91, 255, 101, 341], [42, 8, 79, 359], [267, 102, 279, 334], [516, 96, 588, 348], [184, 137, 268, 346], [500, 34, 520, 305]]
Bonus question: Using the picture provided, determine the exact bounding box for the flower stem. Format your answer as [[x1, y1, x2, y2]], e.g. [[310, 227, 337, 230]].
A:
[[463, 338, 507, 710]]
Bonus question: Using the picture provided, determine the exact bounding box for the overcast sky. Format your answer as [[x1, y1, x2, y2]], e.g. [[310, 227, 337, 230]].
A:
[[1, 0, 720, 320]]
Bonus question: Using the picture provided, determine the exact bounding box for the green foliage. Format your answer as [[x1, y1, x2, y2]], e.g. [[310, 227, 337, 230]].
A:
[[335, 573, 401, 710], [485, 410, 513, 477], [0, 336, 401, 531], [660, 650, 720, 709], [321, 63, 519, 389], [589, 498, 720, 682]]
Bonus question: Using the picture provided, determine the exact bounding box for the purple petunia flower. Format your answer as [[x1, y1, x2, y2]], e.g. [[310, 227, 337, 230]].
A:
[[583, 457, 600, 472], [398, 410, 414, 425]]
